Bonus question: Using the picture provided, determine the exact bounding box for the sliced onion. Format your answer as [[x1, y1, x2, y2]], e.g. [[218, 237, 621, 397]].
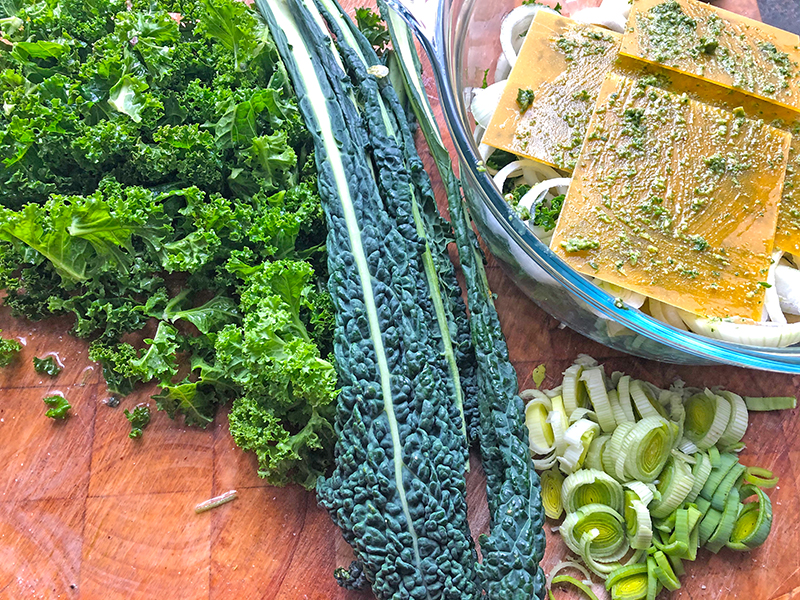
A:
[[518, 177, 572, 213], [493, 160, 524, 192], [494, 52, 511, 81], [500, 4, 557, 68], [775, 263, 800, 316], [471, 79, 507, 129], [678, 310, 800, 348], [570, 6, 626, 32], [595, 279, 647, 309], [764, 250, 786, 324], [648, 299, 689, 331]]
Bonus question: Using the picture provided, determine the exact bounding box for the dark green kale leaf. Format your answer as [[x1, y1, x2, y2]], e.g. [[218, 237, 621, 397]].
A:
[[33, 355, 62, 376], [124, 403, 151, 438], [43, 394, 71, 419]]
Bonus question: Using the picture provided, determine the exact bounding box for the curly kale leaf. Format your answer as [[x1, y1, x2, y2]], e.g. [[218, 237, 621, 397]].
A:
[[43, 394, 71, 419], [33, 355, 62, 376], [153, 379, 217, 427], [125, 403, 151, 438], [0, 331, 21, 367]]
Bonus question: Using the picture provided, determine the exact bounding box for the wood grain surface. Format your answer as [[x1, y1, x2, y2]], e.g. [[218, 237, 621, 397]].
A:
[[5, 0, 800, 599]]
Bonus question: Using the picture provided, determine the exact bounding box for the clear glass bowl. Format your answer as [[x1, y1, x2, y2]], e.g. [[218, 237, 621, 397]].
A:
[[386, 0, 800, 372]]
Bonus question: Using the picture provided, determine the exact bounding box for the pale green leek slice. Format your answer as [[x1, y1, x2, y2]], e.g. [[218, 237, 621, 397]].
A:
[[542, 467, 566, 519], [624, 481, 656, 506], [581, 367, 616, 432], [685, 451, 712, 503], [743, 396, 797, 411], [744, 466, 779, 488], [551, 574, 601, 600], [608, 389, 629, 426], [563, 468, 625, 513], [603, 422, 636, 481], [649, 457, 694, 519], [710, 462, 746, 511], [585, 434, 611, 472], [624, 490, 653, 550], [563, 364, 587, 415], [623, 417, 674, 483], [559, 419, 602, 474], [630, 380, 668, 420], [561, 503, 628, 560], [683, 390, 731, 450], [727, 484, 773, 551], [716, 391, 749, 448], [525, 394, 555, 455], [651, 550, 680, 591], [616, 375, 637, 423], [699, 453, 738, 501], [705, 490, 741, 553]]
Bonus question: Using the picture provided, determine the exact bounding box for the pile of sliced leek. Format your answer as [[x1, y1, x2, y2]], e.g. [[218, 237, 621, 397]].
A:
[[524, 356, 795, 600]]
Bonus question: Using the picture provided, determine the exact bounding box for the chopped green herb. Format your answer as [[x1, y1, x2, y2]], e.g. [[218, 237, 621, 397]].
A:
[[517, 88, 535, 113], [125, 403, 152, 439], [533, 194, 565, 232], [691, 236, 709, 252], [561, 237, 600, 252], [43, 395, 71, 419], [33, 356, 62, 377]]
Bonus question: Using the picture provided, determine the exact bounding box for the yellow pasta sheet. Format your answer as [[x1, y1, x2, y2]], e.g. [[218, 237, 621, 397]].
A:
[[550, 73, 791, 320], [483, 11, 620, 170], [620, 0, 800, 114]]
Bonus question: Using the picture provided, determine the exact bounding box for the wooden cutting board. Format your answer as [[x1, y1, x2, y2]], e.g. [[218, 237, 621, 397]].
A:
[[3, 1, 798, 599]]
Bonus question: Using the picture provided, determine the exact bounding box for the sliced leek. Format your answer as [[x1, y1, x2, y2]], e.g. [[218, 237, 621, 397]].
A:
[[562, 364, 587, 415], [744, 466, 779, 488], [563, 469, 625, 514], [630, 380, 667, 420], [727, 485, 773, 551], [581, 367, 616, 432], [623, 417, 674, 483], [625, 490, 653, 550], [551, 574, 601, 600], [683, 390, 731, 450], [716, 391, 749, 448], [561, 504, 628, 560], [649, 457, 694, 519], [744, 396, 798, 411], [542, 467, 566, 519]]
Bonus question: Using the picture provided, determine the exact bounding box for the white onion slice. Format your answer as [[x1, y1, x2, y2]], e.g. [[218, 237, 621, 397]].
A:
[[500, 4, 557, 68], [600, 0, 632, 19], [518, 177, 572, 212], [471, 79, 507, 129], [595, 280, 646, 309], [678, 310, 800, 348], [494, 52, 512, 81], [648, 299, 689, 331], [764, 250, 786, 324], [570, 7, 626, 33], [775, 263, 800, 316], [493, 160, 524, 192]]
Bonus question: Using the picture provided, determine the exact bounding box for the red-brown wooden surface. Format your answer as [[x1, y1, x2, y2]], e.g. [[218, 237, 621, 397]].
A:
[[5, 1, 799, 599]]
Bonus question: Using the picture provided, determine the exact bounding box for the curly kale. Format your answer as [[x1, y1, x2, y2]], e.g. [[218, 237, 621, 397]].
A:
[[43, 394, 71, 419], [125, 403, 152, 438], [0, 0, 335, 486], [0, 331, 22, 367], [33, 356, 62, 376]]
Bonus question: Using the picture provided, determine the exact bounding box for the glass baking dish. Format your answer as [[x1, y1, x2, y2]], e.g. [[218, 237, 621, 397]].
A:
[[384, 0, 800, 372]]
